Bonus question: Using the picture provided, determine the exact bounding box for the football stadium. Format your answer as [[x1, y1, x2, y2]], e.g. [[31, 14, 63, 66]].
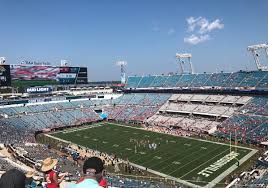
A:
[[0, 1, 268, 188]]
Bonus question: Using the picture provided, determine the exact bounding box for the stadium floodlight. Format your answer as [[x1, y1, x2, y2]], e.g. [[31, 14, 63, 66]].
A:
[[116, 61, 127, 84], [247, 43, 268, 71], [175, 53, 192, 58], [175, 53, 194, 74], [116, 61, 127, 66], [61, 59, 68, 66], [0, 57, 6, 64]]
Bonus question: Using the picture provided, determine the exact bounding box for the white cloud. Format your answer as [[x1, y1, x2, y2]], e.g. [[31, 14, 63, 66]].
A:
[[168, 28, 175, 35], [199, 18, 224, 34], [186, 16, 201, 32], [184, 16, 224, 45], [186, 16, 224, 34], [184, 34, 211, 45]]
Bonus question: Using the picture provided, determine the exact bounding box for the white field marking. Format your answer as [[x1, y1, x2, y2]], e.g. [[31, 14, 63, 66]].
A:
[[57, 124, 103, 134], [168, 147, 228, 177], [179, 148, 230, 179], [133, 132, 138, 135], [130, 143, 171, 163], [139, 152, 146, 155], [144, 135, 150, 138], [140, 137, 206, 166], [102, 141, 108, 144], [172, 161, 181, 165], [123, 130, 129, 133], [207, 149, 257, 188], [129, 135, 189, 163], [201, 147, 207, 150], [92, 139, 98, 141], [184, 143, 191, 146], [148, 141, 207, 169], [127, 161, 202, 188], [170, 140, 176, 143], [76, 134, 81, 137], [154, 156, 162, 160], [125, 148, 132, 151], [113, 144, 119, 147], [108, 122, 255, 151], [156, 146, 212, 172]]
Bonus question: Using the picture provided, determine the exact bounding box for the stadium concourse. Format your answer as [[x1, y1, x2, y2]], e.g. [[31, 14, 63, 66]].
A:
[[0, 70, 268, 187]]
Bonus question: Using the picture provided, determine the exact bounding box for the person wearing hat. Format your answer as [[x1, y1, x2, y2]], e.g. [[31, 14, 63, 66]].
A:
[[41, 157, 65, 188], [0, 168, 26, 188], [69, 157, 105, 188], [25, 171, 43, 188]]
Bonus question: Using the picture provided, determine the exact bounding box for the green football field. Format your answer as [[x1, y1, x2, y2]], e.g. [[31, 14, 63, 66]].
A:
[[51, 123, 256, 187]]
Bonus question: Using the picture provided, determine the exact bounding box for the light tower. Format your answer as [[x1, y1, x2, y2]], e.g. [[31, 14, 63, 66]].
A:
[[175, 53, 194, 74], [61, 59, 68, 66], [0, 57, 6, 64], [247, 43, 268, 71], [116, 61, 127, 84]]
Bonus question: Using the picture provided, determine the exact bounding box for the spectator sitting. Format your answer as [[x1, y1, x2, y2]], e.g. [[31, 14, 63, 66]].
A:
[[69, 157, 105, 188], [41, 157, 65, 188], [25, 171, 43, 188], [0, 168, 26, 188]]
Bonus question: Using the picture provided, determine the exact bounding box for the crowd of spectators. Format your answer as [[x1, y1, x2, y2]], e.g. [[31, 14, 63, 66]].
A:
[[215, 97, 268, 145], [126, 70, 268, 89]]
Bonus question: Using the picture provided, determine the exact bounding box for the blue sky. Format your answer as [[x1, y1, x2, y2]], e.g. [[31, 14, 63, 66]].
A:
[[0, 0, 267, 81]]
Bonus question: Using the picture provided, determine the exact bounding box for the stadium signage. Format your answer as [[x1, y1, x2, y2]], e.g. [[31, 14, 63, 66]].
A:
[[21, 60, 51, 66], [197, 151, 239, 177], [26, 87, 52, 93]]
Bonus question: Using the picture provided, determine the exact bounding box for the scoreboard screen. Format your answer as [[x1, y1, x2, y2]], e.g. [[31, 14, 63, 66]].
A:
[[58, 66, 88, 84], [10, 65, 59, 81], [9, 65, 88, 85]]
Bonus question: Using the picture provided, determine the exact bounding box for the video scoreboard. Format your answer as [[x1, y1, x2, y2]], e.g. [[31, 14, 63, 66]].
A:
[[0, 64, 88, 87]]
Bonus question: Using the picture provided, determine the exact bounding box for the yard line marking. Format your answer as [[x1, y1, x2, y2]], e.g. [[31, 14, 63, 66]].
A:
[[146, 141, 206, 169], [172, 161, 181, 165], [156, 143, 217, 172], [145, 140, 204, 166], [139, 152, 146, 155], [168, 146, 227, 177], [130, 139, 186, 164], [56, 124, 103, 134], [179, 148, 230, 179]]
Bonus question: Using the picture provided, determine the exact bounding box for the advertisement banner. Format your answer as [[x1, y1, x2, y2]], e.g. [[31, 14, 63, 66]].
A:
[[26, 87, 52, 93]]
